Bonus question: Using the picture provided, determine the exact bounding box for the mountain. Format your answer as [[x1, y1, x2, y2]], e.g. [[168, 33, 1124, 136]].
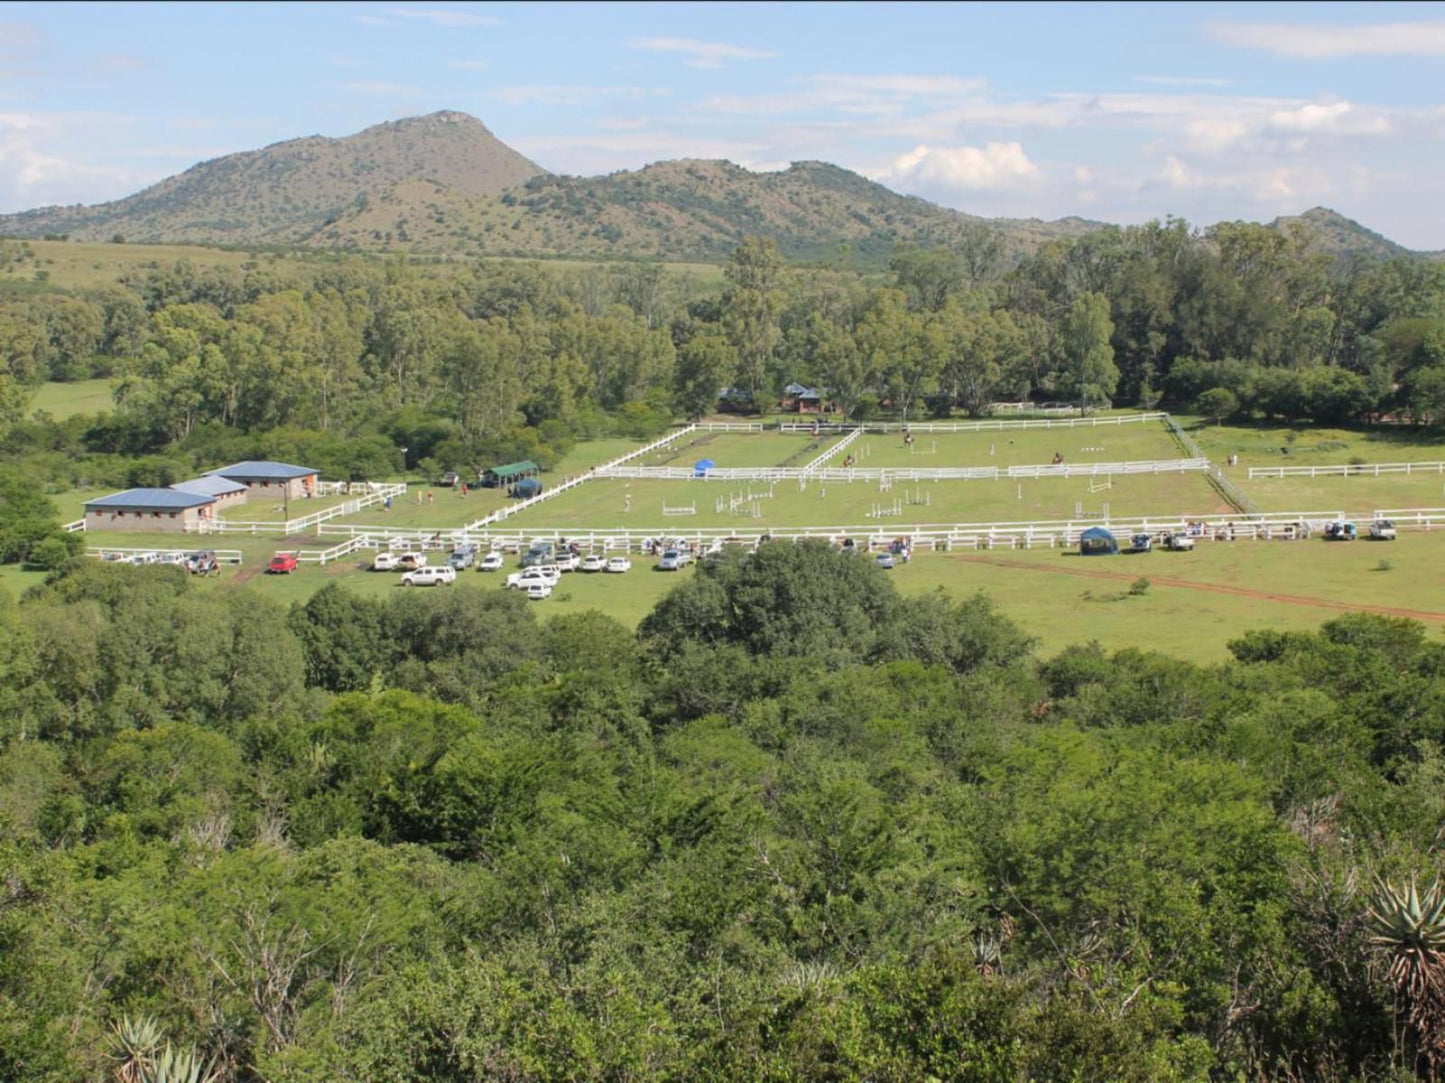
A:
[[0, 111, 545, 246], [1270, 207, 1443, 263], [3, 112, 1436, 267], [308, 157, 1103, 263]]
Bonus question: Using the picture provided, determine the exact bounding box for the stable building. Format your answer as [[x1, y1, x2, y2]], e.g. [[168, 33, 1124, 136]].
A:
[[170, 474, 249, 509], [206, 461, 319, 500], [84, 489, 217, 533]]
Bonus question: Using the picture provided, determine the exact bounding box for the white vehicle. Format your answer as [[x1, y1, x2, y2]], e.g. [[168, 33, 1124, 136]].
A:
[[524, 581, 553, 600], [372, 552, 400, 572], [554, 551, 581, 572], [477, 552, 505, 572], [1165, 533, 1195, 552], [580, 554, 608, 573], [396, 552, 428, 570], [127, 552, 159, 565], [1370, 519, 1397, 541], [402, 565, 457, 587], [507, 566, 561, 589], [155, 551, 187, 565], [605, 556, 632, 573]]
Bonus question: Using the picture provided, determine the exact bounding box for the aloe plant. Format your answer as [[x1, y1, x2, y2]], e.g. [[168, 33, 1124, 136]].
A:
[[1367, 876, 1445, 1069]]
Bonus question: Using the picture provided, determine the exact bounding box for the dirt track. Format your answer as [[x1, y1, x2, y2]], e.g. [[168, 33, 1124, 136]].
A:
[[948, 552, 1445, 623]]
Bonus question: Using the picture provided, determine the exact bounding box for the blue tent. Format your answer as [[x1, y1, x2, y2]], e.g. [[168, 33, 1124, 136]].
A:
[[1079, 526, 1119, 556], [694, 458, 716, 477]]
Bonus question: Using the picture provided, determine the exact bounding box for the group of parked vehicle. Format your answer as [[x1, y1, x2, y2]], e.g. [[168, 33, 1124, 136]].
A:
[[102, 549, 220, 574]]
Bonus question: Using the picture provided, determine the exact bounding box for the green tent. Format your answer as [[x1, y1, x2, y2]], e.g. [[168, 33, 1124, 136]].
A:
[[482, 460, 540, 487]]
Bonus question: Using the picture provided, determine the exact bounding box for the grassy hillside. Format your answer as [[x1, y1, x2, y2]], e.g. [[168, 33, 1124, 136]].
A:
[[1271, 206, 1442, 262], [0, 111, 545, 246], [312, 158, 1102, 266]]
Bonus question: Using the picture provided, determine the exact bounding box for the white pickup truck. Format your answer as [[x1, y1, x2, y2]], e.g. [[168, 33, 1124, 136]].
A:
[[372, 552, 400, 571], [401, 565, 457, 587]]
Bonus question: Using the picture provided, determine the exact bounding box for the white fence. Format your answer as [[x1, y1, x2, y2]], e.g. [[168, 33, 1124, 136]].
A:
[[63, 519, 84, 532], [87, 546, 243, 564], [295, 536, 370, 565], [694, 420, 766, 433], [597, 457, 1211, 483], [1373, 508, 1445, 529], [803, 427, 860, 473], [194, 482, 406, 536], [780, 412, 1166, 434], [1250, 461, 1445, 479], [317, 508, 1357, 557]]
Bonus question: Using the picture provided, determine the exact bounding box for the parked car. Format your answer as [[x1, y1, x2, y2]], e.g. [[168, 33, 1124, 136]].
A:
[[447, 547, 477, 570], [581, 554, 608, 573], [554, 551, 580, 572], [397, 552, 428, 570], [477, 552, 505, 572], [1370, 519, 1397, 541], [186, 550, 219, 575], [875, 552, 896, 570], [605, 556, 632, 573], [507, 566, 561, 589], [1323, 521, 1358, 542], [439, 470, 460, 487], [523, 581, 553, 600], [521, 543, 555, 568], [1128, 533, 1153, 553], [402, 565, 457, 587], [372, 552, 400, 572], [267, 553, 299, 574], [657, 549, 689, 571], [154, 551, 187, 566], [1165, 533, 1195, 551]]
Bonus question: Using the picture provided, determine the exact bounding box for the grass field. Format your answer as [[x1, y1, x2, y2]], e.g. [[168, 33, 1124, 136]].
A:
[[7, 529, 1442, 663], [29, 379, 115, 419], [1241, 471, 1445, 514], [1185, 416, 1445, 468], [501, 472, 1229, 531], [820, 423, 1182, 469]]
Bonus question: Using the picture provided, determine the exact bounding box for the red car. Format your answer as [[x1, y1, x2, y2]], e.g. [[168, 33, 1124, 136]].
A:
[[266, 553, 299, 574]]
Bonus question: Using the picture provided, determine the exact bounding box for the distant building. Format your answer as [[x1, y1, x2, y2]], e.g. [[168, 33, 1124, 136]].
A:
[[170, 474, 249, 509], [206, 461, 319, 499], [480, 460, 540, 489], [781, 382, 834, 414], [84, 489, 217, 533]]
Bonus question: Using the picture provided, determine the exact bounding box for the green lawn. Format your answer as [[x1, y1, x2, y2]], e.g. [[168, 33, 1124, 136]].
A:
[[1242, 471, 1445, 514], [501, 472, 1229, 531], [821, 423, 1182, 469], [1183, 416, 1445, 468], [9, 525, 1445, 663], [29, 379, 115, 419]]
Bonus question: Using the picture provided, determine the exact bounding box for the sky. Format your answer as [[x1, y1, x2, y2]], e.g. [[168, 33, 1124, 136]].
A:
[[2, 1, 1444, 247]]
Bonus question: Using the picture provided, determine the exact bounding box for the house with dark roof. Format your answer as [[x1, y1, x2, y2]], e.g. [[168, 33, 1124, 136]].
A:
[[84, 489, 217, 533], [206, 461, 319, 499], [170, 475, 249, 509]]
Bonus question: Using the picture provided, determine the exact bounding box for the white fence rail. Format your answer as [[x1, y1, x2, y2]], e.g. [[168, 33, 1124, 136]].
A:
[[780, 413, 1166, 434], [87, 546, 243, 564], [63, 519, 84, 532], [1373, 508, 1445, 529], [805, 427, 860, 473], [318, 509, 1358, 556], [194, 482, 407, 536], [598, 457, 1211, 483], [295, 536, 369, 565], [1250, 461, 1445, 479], [693, 421, 766, 432]]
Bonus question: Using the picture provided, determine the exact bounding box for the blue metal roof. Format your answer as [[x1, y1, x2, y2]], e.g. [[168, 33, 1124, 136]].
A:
[[171, 476, 247, 497], [85, 488, 215, 510], [206, 460, 317, 481]]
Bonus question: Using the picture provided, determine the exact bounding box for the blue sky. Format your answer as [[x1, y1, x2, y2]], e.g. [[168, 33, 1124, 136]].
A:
[[3, 1, 1444, 246]]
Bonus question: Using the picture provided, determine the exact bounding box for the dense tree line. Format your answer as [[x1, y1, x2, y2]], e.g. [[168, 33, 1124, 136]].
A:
[[5, 222, 1445, 499], [3, 546, 1445, 1079]]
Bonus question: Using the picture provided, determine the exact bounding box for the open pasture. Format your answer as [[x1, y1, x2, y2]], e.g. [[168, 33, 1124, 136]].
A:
[[1184, 417, 1445, 469], [1242, 470, 1445, 514], [30, 379, 115, 419], [822, 422, 1183, 470], [501, 471, 1229, 531], [645, 430, 843, 470]]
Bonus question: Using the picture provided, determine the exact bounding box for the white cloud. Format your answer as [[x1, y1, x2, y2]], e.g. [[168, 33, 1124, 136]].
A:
[[381, 7, 502, 28], [704, 72, 988, 116], [628, 37, 778, 67], [1135, 75, 1232, 87], [879, 141, 1038, 193], [490, 85, 671, 107], [597, 116, 650, 131], [350, 14, 399, 27], [0, 111, 160, 212], [332, 80, 422, 97], [1208, 19, 1445, 58], [447, 59, 488, 71], [810, 74, 987, 97]]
